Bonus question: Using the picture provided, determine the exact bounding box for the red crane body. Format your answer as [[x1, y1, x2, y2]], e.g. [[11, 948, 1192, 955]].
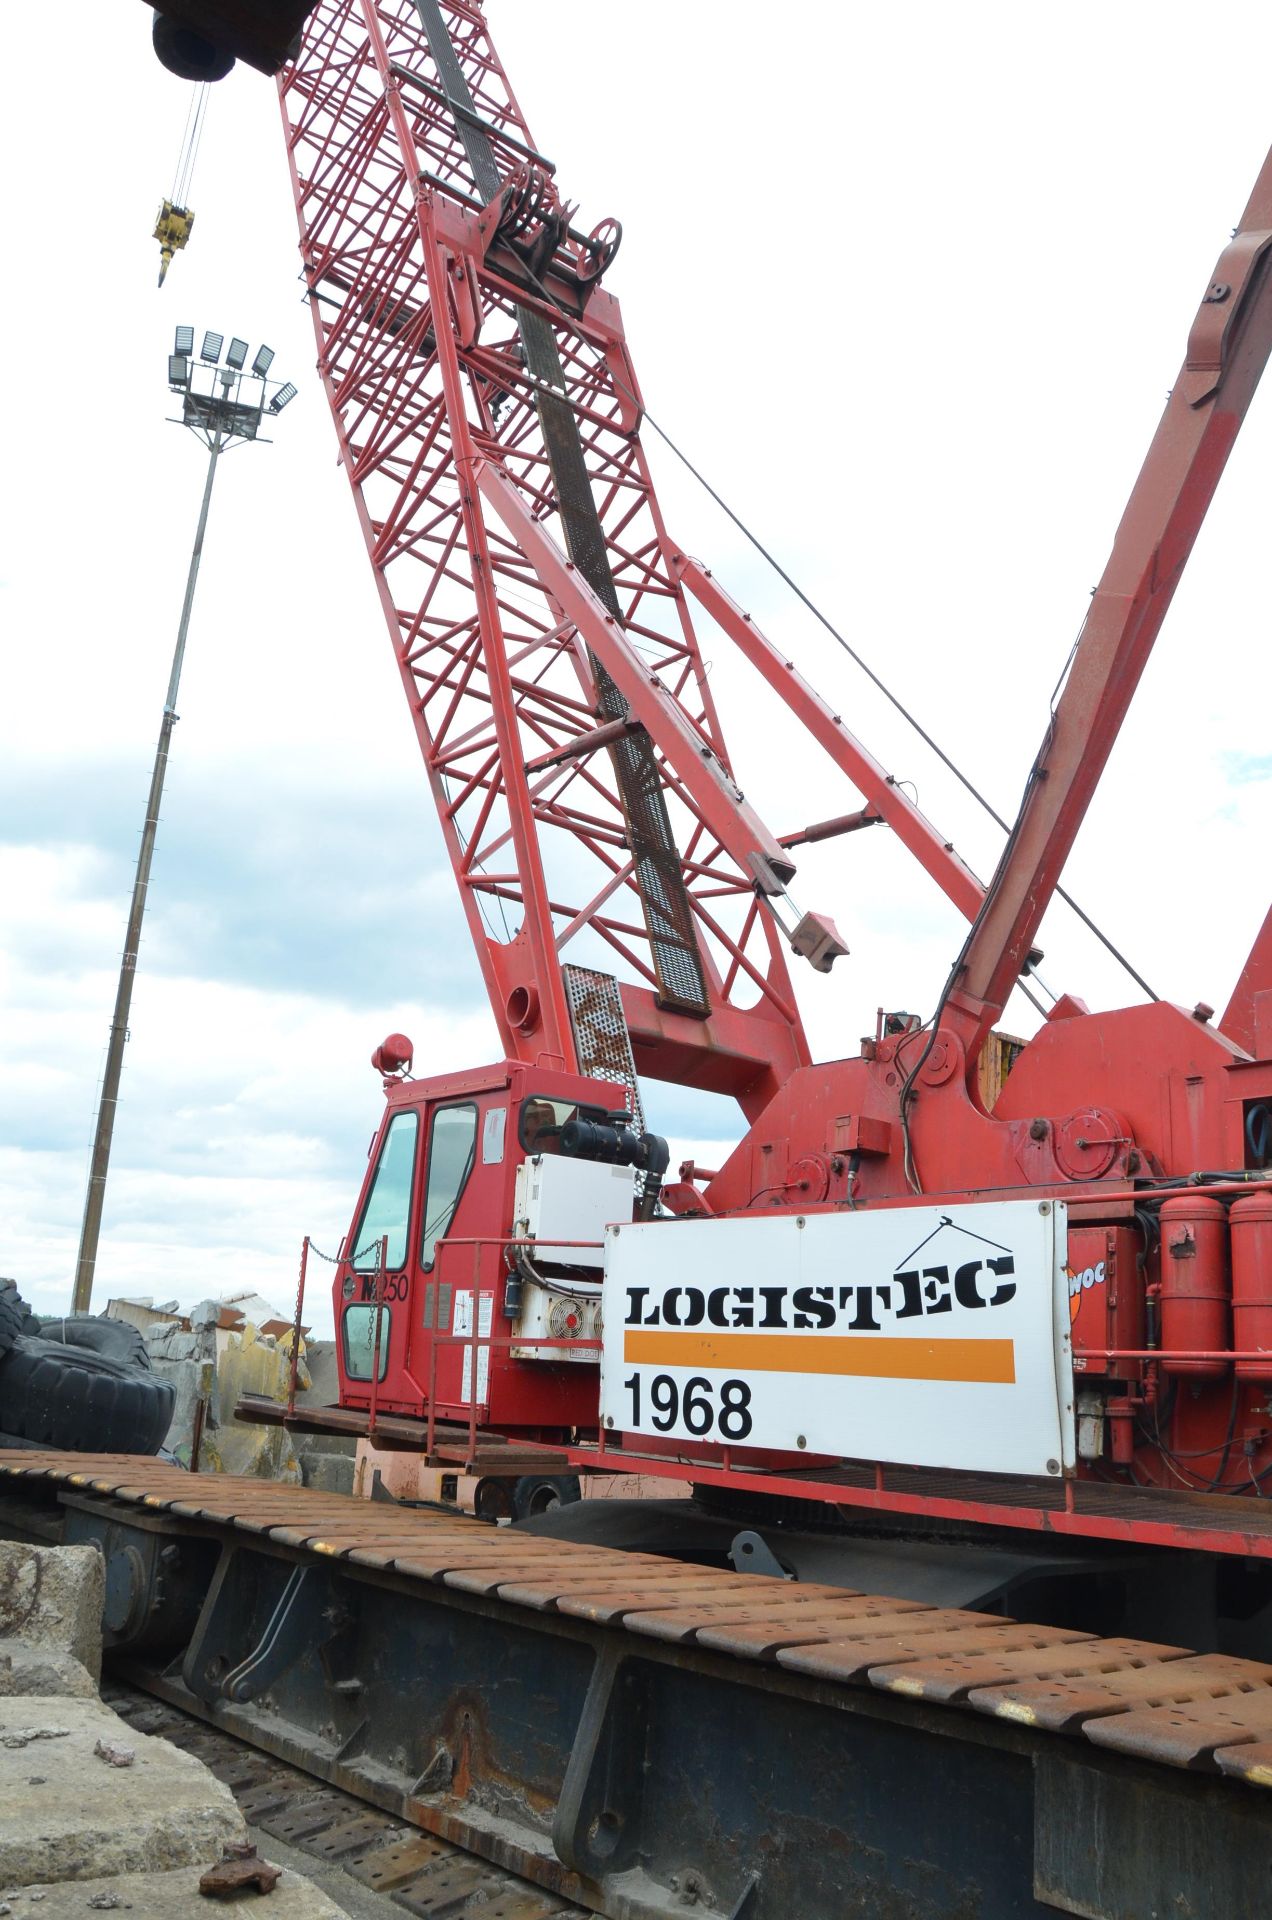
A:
[[278, 0, 1272, 1553]]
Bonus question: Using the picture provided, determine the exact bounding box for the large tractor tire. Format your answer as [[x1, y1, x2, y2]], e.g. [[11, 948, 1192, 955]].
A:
[[0, 1336, 175, 1456], [0, 1281, 40, 1360], [37, 1315, 152, 1370]]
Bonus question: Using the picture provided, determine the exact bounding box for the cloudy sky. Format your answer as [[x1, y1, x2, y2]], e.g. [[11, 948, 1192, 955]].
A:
[[3, 3, 1271, 1335]]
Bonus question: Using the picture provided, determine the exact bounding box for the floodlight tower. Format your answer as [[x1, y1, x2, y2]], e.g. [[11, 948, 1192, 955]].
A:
[[72, 329, 297, 1314]]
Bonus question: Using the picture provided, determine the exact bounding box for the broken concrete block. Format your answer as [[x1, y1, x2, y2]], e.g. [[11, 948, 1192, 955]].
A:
[[0, 1696, 244, 1885], [145, 1325, 201, 1362], [299, 1451, 355, 1496], [2, 1866, 350, 1916], [0, 1544, 104, 1683], [0, 1642, 96, 1699]]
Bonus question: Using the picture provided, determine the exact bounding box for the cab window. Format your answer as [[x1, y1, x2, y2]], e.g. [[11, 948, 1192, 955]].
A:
[[350, 1110, 418, 1271], [518, 1095, 579, 1155], [422, 1103, 478, 1269], [342, 1305, 391, 1380]]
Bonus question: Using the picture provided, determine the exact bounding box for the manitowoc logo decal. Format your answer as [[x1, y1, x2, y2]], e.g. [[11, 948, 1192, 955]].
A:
[[1068, 1258, 1106, 1324], [622, 1215, 1020, 1386]]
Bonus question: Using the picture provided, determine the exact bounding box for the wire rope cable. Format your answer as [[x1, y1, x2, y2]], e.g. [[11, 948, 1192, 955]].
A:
[[171, 83, 210, 208], [432, 112, 1160, 1015], [614, 380, 1141, 1193], [634, 404, 1159, 1006]]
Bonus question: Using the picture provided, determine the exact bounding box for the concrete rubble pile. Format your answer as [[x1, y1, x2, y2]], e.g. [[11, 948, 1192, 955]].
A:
[[0, 1539, 349, 1917], [105, 1294, 356, 1493]]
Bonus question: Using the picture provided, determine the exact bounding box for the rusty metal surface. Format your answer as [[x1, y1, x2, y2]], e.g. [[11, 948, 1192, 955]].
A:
[[13, 1452, 1272, 1789], [872, 1633, 1179, 1703], [970, 1651, 1272, 1732], [1217, 1739, 1272, 1786], [778, 1614, 1076, 1683], [236, 1391, 573, 1471], [105, 1678, 590, 1918], [200, 1839, 283, 1896]]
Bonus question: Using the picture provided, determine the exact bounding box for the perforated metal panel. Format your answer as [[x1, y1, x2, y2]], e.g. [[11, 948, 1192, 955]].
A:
[[563, 966, 644, 1128]]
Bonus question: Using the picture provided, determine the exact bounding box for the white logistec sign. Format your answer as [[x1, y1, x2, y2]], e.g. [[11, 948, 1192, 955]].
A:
[[600, 1201, 1074, 1478]]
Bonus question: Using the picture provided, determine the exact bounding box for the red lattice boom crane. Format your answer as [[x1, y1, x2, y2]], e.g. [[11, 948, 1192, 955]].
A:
[[247, 0, 1272, 1578], [16, 5, 1272, 1909]]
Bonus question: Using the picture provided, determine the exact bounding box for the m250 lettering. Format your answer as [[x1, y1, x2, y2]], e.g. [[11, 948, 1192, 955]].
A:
[[359, 1272, 408, 1304]]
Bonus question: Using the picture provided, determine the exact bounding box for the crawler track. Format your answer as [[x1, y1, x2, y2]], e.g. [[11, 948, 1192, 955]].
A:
[[11, 1451, 1272, 1779], [8, 1454, 1272, 1917]]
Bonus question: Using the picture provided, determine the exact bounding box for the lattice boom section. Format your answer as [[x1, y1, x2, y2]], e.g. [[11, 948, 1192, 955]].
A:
[[279, 0, 806, 1081]]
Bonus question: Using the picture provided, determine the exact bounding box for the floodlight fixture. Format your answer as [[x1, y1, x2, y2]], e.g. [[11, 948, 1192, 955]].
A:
[[269, 381, 298, 414], [168, 354, 190, 387], [251, 344, 275, 377], [174, 324, 195, 357], [226, 337, 249, 371], [200, 330, 224, 364]]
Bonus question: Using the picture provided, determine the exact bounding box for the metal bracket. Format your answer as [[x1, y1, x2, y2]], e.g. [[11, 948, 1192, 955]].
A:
[[727, 1875, 762, 1920], [412, 1744, 455, 1797], [223, 1565, 325, 1703], [552, 1646, 646, 1879], [182, 1548, 335, 1705], [729, 1530, 793, 1581]]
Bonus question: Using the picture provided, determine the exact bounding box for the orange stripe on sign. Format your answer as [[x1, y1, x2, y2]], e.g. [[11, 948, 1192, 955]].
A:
[[623, 1330, 1016, 1385]]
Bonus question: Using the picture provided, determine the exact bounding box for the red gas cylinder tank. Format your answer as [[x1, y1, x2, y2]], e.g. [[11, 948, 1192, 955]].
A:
[[1159, 1194, 1230, 1378], [1231, 1193, 1272, 1382]]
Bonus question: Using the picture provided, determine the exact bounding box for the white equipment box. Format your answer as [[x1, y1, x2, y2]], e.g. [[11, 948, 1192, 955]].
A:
[[599, 1200, 1074, 1479], [510, 1155, 637, 1366], [513, 1154, 636, 1265]]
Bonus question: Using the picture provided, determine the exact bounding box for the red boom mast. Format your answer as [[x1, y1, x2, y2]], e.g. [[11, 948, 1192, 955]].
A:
[[278, 0, 987, 1119]]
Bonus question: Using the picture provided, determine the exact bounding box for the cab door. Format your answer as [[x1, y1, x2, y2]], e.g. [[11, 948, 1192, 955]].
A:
[[406, 1096, 506, 1411], [337, 1105, 420, 1401]]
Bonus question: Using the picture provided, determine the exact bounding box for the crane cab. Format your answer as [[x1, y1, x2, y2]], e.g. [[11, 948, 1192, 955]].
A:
[[332, 1054, 635, 1436]]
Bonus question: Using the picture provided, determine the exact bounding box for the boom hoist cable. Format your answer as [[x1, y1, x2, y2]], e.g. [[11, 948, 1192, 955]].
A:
[[634, 406, 1160, 1009], [523, 256, 1158, 1014], [154, 83, 209, 286]]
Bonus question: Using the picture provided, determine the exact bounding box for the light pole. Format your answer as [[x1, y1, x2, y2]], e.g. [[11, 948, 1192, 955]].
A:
[[72, 329, 297, 1314]]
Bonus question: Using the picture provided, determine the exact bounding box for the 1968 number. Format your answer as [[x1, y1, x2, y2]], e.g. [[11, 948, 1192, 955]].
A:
[[623, 1371, 753, 1440]]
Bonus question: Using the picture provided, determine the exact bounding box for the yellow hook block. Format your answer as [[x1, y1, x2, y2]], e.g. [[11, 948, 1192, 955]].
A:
[[153, 199, 195, 287]]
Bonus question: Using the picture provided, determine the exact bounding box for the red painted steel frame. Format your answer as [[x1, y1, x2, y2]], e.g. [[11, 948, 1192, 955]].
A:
[[671, 555, 986, 925], [565, 1440, 1272, 1566], [279, 3, 1272, 1536], [277, 1, 984, 1113], [944, 157, 1272, 1061], [278, 0, 808, 1107], [1224, 904, 1272, 1055]]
